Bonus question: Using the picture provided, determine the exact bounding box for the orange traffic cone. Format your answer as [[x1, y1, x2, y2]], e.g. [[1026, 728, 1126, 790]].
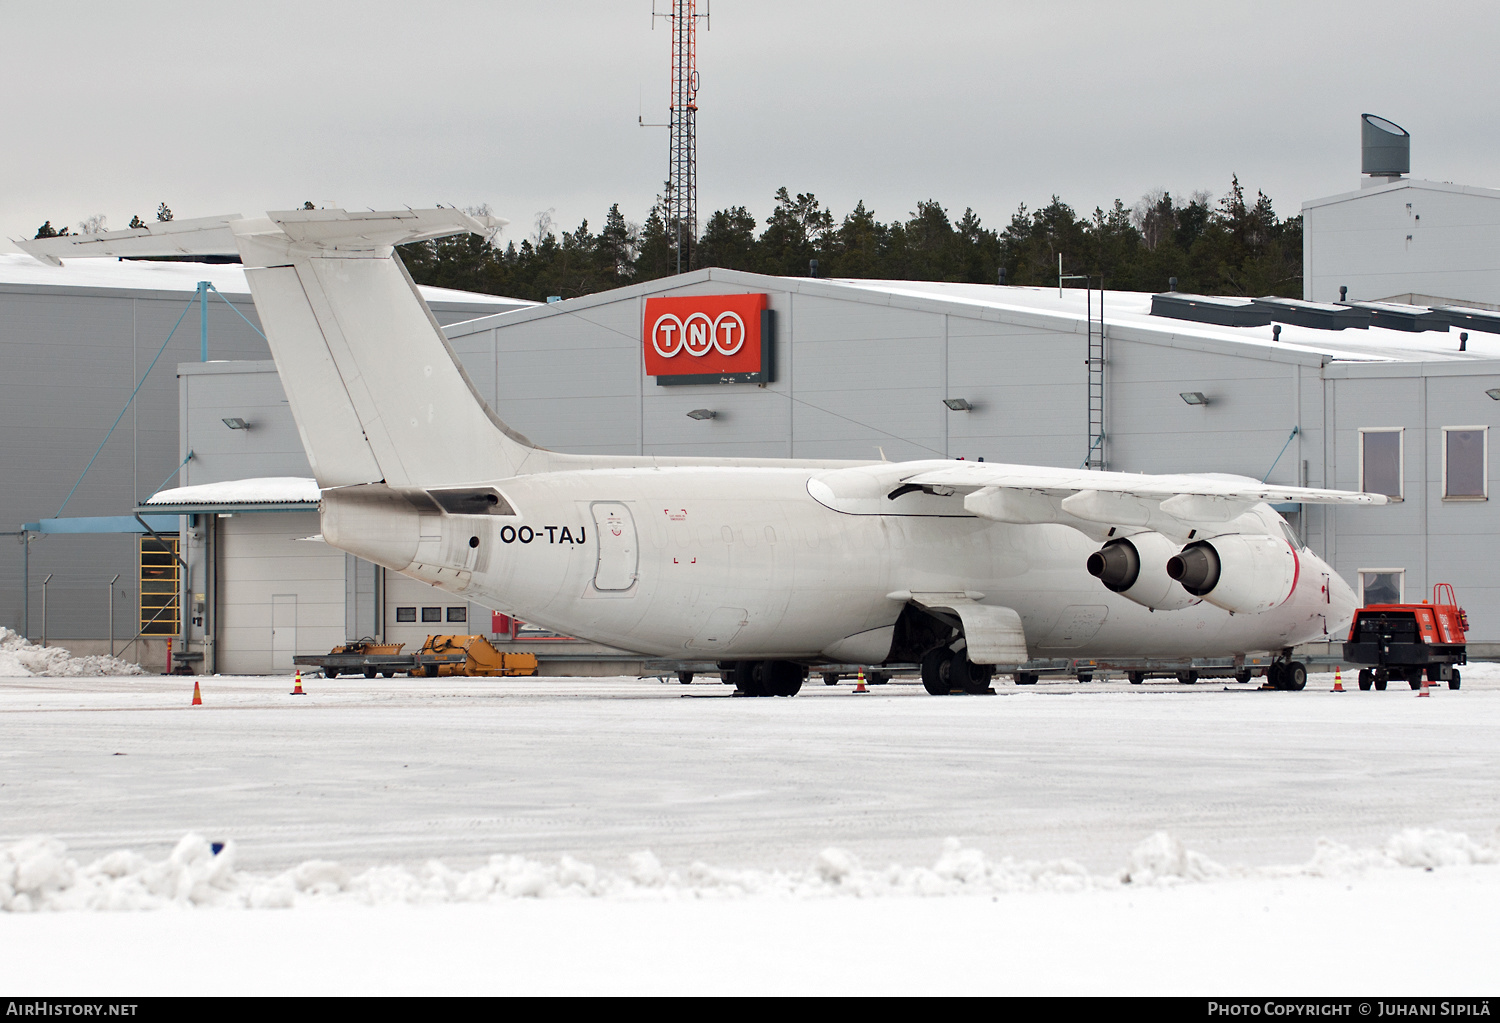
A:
[[192, 680, 202, 706], [291, 670, 305, 696], [852, 669, 869, 694], [1332, 666, 1345, 692], [1418, 673, 1431, 698]]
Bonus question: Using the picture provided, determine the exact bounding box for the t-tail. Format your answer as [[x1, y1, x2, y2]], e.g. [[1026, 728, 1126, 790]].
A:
[[16, 208, 550, 489]]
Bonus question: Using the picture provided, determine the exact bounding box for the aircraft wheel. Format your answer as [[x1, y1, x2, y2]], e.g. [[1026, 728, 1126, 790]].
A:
[[1265, 663, 1284, 688], [1283, 662, 1307, 691], [364, 667, 377, 679], [1358, 669, 1373, 691], [921, 648, 954, 695], [1235, 669, 1253, 684], [730, 661, 765, 697], [1449, 670, 1461, 690], [822, 673, 840, 686], [866, 671, 890, 685], [1176, 670, 1199, 685], [1128, 671, 1145, 685], [678, 671, 694, 685], [1373, 669, 1388, 691], [769, 661, 804, 697], [959, 660, 995, 694], [382, 671, 394, 678]]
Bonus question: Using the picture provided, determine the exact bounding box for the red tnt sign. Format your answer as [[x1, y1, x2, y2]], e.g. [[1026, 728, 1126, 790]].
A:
[[643, 293, 771, 384]]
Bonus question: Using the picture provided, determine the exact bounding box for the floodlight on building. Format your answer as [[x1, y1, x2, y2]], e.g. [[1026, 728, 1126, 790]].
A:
[[221, 417, 250, 430], [1179, 392, 1210, 406], [686, 408, 717, 420], [1486, 389, 1500, 401], [943, 398, 974, 411]]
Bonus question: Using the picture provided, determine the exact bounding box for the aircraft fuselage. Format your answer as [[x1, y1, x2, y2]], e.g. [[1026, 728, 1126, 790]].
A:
[[321, 464, 1354, 665]]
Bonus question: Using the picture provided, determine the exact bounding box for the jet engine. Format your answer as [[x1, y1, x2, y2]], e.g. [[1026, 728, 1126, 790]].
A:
[[1165, 534, 1298, 614], [1085, 532, 1199, 610]]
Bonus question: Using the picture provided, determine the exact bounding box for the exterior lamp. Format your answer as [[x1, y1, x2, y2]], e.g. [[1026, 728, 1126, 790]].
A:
[[222, 417, 250, 430], [686, 409, 717, 420], [943, 398, 974, 411], [1486, 389, 1500, 401], [1179, 392, 1210, 406]]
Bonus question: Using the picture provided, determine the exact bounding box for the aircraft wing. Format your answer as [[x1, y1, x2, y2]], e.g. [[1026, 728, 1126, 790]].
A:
[[904, 463, 1386, 506], [891, 462, 1384, 542]]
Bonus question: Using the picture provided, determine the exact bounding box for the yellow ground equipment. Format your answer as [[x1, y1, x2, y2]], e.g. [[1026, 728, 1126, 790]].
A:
[[415, 634, 538, 677]]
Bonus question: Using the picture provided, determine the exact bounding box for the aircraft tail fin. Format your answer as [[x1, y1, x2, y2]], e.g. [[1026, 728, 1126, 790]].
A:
[[20, 208, 547, 489]]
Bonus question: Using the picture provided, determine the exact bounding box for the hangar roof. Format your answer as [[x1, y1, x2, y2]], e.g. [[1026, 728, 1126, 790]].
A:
[[446, 267, 1500, 370], [0, 252, 533, 311]]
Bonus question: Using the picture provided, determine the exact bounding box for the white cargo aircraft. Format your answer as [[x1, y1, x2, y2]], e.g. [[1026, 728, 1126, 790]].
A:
[[19, 209, 1385, 695]]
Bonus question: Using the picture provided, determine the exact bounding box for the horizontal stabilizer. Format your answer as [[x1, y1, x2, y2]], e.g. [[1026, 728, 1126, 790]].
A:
[[13, 208, 508, 267], [14, 214, 245, 266]]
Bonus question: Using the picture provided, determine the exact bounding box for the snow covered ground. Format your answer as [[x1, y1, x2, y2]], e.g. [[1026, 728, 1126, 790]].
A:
[[3, 666, 1498, 994]]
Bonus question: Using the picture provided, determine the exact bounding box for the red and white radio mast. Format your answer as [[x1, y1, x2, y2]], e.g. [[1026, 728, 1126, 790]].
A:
[[652, 1, 709, 274]]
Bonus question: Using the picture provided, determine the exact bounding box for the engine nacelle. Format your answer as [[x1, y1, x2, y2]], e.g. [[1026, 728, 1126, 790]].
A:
[[1166, 534, 1298, 614], [1085, 532, 1199, 610]]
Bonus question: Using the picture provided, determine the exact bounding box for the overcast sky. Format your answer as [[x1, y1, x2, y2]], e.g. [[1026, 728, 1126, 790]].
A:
[[3, 0, 1497, 252]]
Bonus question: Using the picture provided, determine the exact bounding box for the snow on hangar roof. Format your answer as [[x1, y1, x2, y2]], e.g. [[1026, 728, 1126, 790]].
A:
[[446, 267, 1499, 368]]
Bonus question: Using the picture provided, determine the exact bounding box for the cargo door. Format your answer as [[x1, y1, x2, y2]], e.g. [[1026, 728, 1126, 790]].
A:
[[591, 502, 638, 591], [1043, 605, 1109, 649]]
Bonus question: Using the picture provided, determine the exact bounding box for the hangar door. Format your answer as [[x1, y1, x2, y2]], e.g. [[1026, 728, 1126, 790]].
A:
[[216, 511, 344, 674]]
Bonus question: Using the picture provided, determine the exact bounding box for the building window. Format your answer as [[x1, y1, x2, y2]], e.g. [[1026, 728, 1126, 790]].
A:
[[1359, 569, 1404, 606], [396, 606, 416, 623], [1359, 428, 1404, 501], [421, 606, 442, 623], [1443, 426, 1488, 500], [446, 606, 467, 623]]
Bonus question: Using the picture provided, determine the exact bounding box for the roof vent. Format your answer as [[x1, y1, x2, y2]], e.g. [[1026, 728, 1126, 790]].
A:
[[1361, 113, 1409, 179]]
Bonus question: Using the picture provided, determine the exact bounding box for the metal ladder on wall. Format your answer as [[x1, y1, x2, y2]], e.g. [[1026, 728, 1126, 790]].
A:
[[1083, 283, 1106, 470]]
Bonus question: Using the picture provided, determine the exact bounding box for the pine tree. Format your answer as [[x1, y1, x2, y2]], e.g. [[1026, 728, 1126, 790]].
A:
[[157, 203, 173, 222], [128, 215, 147, 230]]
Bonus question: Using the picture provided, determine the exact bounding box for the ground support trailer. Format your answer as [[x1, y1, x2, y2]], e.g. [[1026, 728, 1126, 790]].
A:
[[1341, 583, 1468, 691]]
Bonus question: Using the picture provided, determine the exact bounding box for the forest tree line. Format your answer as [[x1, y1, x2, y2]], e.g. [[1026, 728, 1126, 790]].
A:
[[34, 180, 1302, 302], [396, 176, 1303, 302]]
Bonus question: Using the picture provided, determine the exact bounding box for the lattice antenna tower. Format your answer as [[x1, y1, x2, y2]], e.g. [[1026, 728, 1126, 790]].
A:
[[651, 1, 709, 274]]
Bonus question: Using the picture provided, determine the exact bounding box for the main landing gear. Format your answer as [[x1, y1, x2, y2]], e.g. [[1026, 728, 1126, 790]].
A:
[[920, 647, 996, 695], [720, 660, 807, 697]]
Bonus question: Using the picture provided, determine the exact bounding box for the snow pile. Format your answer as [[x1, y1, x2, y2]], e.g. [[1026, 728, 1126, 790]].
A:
[[0, 628, 144, 677], [4, 828, 1499, 912]]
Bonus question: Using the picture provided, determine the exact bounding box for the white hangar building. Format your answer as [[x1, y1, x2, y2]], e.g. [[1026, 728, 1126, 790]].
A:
[[148, 268, 1500, 674], [1304, 114, 1500, 308]]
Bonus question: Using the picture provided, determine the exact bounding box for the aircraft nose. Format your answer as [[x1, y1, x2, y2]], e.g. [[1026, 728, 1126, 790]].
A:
[[1327, 569, 1359, 633]]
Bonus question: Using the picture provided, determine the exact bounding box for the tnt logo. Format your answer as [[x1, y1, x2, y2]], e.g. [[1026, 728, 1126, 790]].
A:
[[643, 293, 769, 382]]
